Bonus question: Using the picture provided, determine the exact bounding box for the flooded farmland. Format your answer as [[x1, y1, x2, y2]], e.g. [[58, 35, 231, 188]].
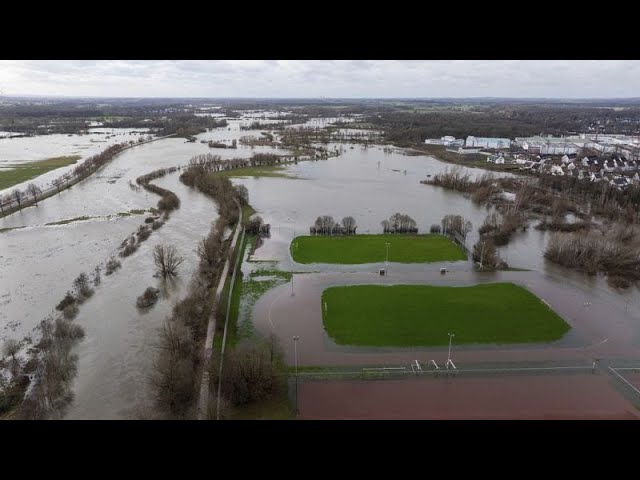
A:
[[2, 115, 640, 419]]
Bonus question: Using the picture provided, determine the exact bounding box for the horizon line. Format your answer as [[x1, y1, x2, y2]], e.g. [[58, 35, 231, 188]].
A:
[[3, 95, 640, 101]]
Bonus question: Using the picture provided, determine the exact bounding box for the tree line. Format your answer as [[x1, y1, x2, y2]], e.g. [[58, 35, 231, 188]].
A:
[[147, 160, 249, 418], [1, 142, 129, 216], [381, 212, 418, 234], [309, 215, 357, 235]]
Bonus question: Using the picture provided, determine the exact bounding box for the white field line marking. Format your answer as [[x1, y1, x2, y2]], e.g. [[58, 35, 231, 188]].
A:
[[609, 367, 640, 396]]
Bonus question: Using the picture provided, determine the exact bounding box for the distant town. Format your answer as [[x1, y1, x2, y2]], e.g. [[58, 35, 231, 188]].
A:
[[425, 134, 640, 188]]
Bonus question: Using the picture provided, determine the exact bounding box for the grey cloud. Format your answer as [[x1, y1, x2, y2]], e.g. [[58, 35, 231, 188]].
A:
[[1, 60, 639, 98]]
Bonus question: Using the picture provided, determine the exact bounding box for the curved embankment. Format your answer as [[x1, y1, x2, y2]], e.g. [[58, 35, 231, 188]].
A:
[[3, 165, 182, 420], [0, 135, 173, 219], [197, 203, 243, 419], [146, 163, 250, 420]]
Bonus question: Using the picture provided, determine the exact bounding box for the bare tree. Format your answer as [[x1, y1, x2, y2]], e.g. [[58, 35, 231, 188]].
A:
[[314, 215, 335, 235], [154, 245, 184, 278], [441, 214, 472, 239], [11, 189, 22, 209], [0, 194, 11, 214], [341, 216, 357, 234], [2, 338, 20, 363], [150, 319, 196, 418], [51, 177, 65, 193], [220, 338, 283, 406], [198, 234, 222, 267], [26, 183, 42, 206], [246, 215, 264, 235], [73, 272, 94, 297], [234, 184, 249, 205], [472, 237, 498, 271]]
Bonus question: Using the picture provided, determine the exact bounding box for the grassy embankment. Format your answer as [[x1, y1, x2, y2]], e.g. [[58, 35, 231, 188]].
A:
[[0, 155, 81, 190], [291, 234, 467, 264], [214, 202, 294, 419], [322, 283, 570, 346], [219, 165, 299, 179]]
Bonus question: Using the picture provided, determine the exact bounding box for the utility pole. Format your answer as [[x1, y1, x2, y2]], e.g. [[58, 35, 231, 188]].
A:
[[385, 242, 390, 268], [293, 336, 300, 414]]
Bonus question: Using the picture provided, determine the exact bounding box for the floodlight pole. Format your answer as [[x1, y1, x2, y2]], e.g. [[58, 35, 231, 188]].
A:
[[293, 336, 300, 414], [385, 242, 390, 271]]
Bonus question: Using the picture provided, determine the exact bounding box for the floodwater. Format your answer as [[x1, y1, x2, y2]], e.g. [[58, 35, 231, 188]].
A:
[[0, 128, 155, 196], [64, 173, 219, 419], [2, 114, 640, 418], [253, 269, 640, 367], [0, 117, 294, 417], [298, 376, 640, 419]]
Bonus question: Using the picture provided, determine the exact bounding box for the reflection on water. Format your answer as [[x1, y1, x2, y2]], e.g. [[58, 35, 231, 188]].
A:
[[2, 115, 639, 418], [63, 173, 219, 419]]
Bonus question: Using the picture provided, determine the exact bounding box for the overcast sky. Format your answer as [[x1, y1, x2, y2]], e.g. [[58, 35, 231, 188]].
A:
[[0, 60, 638, 98]]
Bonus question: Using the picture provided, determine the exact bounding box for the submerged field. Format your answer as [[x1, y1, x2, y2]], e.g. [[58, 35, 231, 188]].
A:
[[290, 234, 467, 264], [321, 283, 570, 346], [0, 155, 81, 190]]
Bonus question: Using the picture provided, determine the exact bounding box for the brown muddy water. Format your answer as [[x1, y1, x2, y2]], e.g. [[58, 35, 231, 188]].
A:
[[2, 115, 640, 418], [252, 270, 640, 367], [297, 376, 640, 420]]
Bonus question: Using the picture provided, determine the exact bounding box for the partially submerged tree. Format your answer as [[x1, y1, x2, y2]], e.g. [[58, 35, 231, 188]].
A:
[[154, 245, 184, 278], [73, 272, 94, 298], [234, 184, 249, 205], [2, 339, 20, 363], [151, 319, 196, 418], [11, 189, 22, 209], [246, 215, 264, 235], [26, 183, 42, 206], [441, 214, 472, 240], [51, 177, 65, 193], [341, 216, 357, 234], [472, 237, 499, 271], [314, 215, 336, 235], [382, 212, 417, 233]]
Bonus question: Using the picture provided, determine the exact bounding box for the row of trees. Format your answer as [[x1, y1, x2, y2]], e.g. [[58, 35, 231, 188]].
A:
[[148, 162, 249, 418], [309, 215, 357, 235], [136, 167, 181, 213], [381, 212, 417, 234], [183, 153, 294, 176], [1, 142, 129, 216]]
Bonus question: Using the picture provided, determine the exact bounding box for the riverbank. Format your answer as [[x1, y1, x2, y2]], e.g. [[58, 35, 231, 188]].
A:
[[0, 135, 173, 218], [0, 155, 82, 190]]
